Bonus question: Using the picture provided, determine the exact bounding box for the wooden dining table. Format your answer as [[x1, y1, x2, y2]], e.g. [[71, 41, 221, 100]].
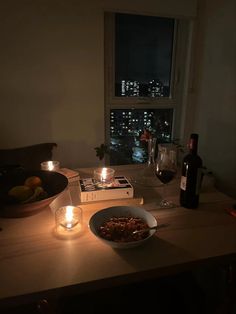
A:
[[0, 165, 236, 310]]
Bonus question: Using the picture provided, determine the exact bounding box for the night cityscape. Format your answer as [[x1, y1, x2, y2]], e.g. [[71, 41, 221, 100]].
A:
[[110, 108, 173, 165], [110, 13, 175, 165], [115, 78, 169, 97]]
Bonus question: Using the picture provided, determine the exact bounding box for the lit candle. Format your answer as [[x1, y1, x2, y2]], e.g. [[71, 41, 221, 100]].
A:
[[41, 160, 60, 171], [64, 206, 74, 229], [101, 167, 108, 182], [48, 161, 55, 171], [93, 167, 115, 186], [55, 206, 82, 238]]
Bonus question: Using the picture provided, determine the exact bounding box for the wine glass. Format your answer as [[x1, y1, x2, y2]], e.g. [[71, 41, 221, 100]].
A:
[[155, 145, 177, 208]]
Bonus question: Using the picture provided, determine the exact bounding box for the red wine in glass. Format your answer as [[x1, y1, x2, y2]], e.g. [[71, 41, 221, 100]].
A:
[[155, 146, 177, 208], [156, 169, 176, 184]]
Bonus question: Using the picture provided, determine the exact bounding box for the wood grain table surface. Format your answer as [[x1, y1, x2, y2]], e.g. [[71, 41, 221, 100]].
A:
[[1, 165, 235, 308]]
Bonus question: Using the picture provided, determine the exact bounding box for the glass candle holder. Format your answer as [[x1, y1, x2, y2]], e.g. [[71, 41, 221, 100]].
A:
[[55, 206, 82, 238], [41, 160, 60, 171], [93, 167, 115, 187]]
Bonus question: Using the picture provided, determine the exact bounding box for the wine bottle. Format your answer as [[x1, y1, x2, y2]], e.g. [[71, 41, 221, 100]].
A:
[[180, 133, 203, 209]]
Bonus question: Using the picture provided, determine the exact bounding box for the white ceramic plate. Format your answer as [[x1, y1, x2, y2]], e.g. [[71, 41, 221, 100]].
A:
[[89, 206, 157, 249]]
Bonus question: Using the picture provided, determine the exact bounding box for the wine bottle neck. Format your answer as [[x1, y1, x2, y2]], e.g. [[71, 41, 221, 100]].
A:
[[189, 138, 198, 154]]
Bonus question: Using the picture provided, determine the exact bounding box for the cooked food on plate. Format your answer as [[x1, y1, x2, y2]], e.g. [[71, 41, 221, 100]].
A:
[[98, 216, 149, 242]]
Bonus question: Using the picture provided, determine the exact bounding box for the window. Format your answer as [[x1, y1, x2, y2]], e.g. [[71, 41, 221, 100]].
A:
[[105, 12, 189, 165], [115, 14, 174, 98], [110, 108, 173, 165]]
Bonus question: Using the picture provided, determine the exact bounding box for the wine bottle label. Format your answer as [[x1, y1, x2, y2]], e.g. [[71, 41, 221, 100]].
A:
[[195, 168, 202, 195], [180, 176, 187, 191]]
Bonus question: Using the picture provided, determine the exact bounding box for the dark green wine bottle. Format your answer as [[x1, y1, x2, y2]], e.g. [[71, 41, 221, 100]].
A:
[[180, 134, 203, 209]]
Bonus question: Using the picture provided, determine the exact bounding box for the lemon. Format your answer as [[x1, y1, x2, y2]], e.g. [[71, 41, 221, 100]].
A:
[[24, 176, 42, 190], [8, 185, 34, 202]]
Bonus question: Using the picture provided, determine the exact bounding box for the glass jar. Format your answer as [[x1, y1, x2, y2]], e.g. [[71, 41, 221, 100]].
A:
[[133, 137, 161, 187]]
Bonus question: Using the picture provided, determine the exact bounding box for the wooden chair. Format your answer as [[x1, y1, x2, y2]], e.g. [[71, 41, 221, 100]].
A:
[[0, 143, 57, 170]]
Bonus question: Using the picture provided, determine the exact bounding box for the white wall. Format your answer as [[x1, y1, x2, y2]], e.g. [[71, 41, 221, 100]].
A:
[[193, 0, 236, 197], [0, 1, 105, 168], [0, 0, 197, 169]]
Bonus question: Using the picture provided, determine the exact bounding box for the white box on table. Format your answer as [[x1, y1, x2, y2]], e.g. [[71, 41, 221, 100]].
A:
[[78, 176, 134, 203]]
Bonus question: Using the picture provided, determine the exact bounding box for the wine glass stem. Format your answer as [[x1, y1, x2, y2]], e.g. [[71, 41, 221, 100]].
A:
[[162, 183, 167, 202], [160, 183, 171, 208]]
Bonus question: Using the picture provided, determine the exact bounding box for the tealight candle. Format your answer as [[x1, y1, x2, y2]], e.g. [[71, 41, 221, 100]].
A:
[[41, 160, 60, 171], [93, 167, 115, 186], [55, 206, 82, 238]]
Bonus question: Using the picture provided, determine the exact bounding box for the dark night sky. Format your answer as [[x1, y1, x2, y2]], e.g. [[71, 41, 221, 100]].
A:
[[115, 13, 174, 86]]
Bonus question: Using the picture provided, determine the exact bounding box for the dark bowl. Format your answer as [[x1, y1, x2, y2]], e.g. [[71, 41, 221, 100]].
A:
[[0, 169, 68, 218]]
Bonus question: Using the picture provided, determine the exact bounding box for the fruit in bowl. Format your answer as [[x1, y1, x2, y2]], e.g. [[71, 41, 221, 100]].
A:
[[24, 176, 42, 189], [8, 176, 47, 204], [0, 169, 68, 218], [8, 185, 34, 202]]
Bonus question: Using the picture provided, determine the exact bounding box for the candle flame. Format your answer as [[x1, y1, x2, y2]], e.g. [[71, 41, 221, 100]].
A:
[[48, 161, 54, 171], [101, 168, 107, 181], [65, 206, 74, 229]]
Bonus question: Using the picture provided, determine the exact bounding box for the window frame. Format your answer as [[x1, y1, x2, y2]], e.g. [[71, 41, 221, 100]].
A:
[[104, 12, 190, 165]]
